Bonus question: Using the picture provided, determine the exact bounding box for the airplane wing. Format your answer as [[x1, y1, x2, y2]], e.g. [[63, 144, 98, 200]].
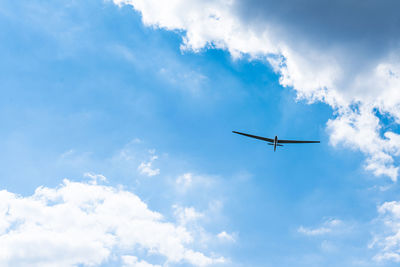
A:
[[278, 139, 320, 144], [232, 131, 274, 143]]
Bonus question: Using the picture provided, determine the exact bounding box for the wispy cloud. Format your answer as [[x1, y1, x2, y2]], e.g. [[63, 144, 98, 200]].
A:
[[84, 172, 107, 184], [175, 172, 215, 194], [217, 231, 236, 243], [298, 219, 344, 236], [176, 173, 193, 189], [173, 205, 204, 226], [122, 255, 161, 267], [158, 67, 208, 95], [137, 150, 160, 177], [371, 201, 400, 263]]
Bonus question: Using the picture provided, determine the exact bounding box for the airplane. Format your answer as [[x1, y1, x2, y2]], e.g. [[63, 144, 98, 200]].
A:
[[232, 131, 320, 152]]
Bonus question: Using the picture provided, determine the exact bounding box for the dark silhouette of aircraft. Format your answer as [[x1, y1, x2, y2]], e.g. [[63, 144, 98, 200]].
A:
[[232, 131, 320, 152]]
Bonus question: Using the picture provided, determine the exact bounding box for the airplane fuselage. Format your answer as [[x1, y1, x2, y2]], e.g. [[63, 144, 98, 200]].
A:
[[274, 136, 278, 152]]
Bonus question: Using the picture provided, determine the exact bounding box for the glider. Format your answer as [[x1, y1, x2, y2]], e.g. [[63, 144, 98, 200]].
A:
[[232, 131, 320, 152]]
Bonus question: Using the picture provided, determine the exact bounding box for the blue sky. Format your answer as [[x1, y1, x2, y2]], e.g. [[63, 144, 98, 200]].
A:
[[1, 1, 400, 266]]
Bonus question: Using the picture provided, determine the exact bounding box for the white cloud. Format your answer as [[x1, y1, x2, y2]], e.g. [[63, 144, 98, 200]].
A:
[[84, 172, 107, 184], [371, 201, 400, 263], [174, 205, 204, 226], [217, 231, 235, 242], [122, 255, 161, 267], [138, 160, 160, 176], [175, 173, 216, 194], [176, 173, 193, 189], [138, 151, 160, 177], [113, 0, 400, 181], [0, 179, 225, 266], [298, 218, 343, 236]]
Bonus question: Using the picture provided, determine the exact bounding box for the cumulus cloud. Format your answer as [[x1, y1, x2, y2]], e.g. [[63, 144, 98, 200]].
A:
[[113, 0, 400, 181], [0, 179, 225, 266]]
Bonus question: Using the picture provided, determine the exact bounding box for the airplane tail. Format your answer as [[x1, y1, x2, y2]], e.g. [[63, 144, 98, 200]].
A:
[[267, 143, 283, 147]]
